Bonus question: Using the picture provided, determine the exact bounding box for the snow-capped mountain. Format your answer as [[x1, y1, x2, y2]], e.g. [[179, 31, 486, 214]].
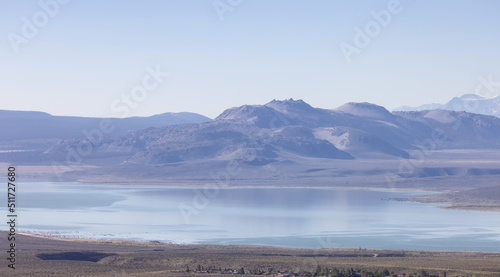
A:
[[394, 94, 500, 118]]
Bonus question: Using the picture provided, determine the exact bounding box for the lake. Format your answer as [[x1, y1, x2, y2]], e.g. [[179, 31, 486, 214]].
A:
[[2, 182, 500, 252]]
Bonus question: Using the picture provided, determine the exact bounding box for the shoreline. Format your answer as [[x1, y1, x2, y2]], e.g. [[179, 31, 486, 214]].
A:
[[14, 231, 500, 254], [2, 231, 500, 276], [22, 178, 441, 192], [14, 229, 500, 254], [21, 178, 500, 212]]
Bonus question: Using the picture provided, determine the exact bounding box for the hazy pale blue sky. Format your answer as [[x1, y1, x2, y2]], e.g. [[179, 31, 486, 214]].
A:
[[1, 0, 500, 118]]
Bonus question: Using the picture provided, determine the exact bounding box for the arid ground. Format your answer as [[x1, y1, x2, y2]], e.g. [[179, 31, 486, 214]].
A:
[[1, 232, 500, 276]]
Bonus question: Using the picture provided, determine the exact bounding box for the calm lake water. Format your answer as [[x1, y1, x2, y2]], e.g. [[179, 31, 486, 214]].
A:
[[2, 182, 500, 251]]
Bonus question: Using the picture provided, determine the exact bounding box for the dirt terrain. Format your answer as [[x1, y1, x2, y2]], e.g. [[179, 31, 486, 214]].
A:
[[1, 232, 500, 276]]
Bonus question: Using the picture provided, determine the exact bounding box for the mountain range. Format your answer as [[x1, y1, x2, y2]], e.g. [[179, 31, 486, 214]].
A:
[[3, 99, 500, 209], [395, 94, 500, 118], [0, 110, 211, 140], [39, 99, 500, 168]]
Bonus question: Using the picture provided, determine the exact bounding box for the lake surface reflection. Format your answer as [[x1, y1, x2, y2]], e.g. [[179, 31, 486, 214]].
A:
[[3, 182, 500, 251]]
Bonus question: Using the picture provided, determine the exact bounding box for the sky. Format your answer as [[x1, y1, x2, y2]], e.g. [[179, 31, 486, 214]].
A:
[[1, 0, 500, 119]]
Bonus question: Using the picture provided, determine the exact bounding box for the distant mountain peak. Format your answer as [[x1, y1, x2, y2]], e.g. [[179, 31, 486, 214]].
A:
[[393, 103, 443, 112], [268, 98, 304, 104], [393, 93, 500, 118], [459, 94, 485, 100], [265, 98, 316, 114], [334, 102, 393, 120], [214, 104, 286, 128]]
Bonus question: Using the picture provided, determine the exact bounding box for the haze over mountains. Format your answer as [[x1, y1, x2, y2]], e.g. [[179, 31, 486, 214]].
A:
[[395, 94, 500, 118], [0, 110, 211, 140], [37, 99, 500, 166], [0, 110, 211, 163], [3, 98, 500, 193]]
